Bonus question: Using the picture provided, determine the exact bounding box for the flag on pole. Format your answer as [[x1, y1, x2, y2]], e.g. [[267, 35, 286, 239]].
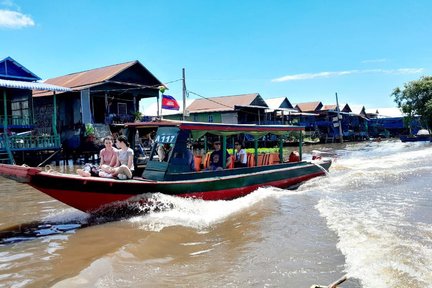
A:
[[162, 94, 180, 110]]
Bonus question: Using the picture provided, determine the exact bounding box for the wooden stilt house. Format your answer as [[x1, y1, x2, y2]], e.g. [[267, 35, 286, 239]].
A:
[[0, 57, 71, 164], [32, 60, 165, 149]]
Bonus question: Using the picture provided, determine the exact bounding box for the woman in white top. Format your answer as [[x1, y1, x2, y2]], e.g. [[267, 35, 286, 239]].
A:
[[234, 142, 247, 168]]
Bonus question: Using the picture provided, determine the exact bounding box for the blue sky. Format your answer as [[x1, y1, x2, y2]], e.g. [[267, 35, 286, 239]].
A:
[[1, 0, 431, 110]]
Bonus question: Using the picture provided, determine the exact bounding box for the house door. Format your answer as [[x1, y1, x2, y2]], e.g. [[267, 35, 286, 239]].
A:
[[93, 96, 106, 123]]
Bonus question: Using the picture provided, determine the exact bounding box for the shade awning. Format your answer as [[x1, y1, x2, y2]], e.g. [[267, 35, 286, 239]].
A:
[[0, 79, 72, 92]]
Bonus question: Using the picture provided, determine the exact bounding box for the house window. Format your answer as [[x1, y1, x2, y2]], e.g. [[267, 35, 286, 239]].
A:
[[11, 100, 30, 125], [208, 115, 213, 123], [118, 103, 127, 115]]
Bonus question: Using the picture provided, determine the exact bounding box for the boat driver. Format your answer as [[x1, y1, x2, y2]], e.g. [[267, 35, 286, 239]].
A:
[[157, 143, 171, 162]]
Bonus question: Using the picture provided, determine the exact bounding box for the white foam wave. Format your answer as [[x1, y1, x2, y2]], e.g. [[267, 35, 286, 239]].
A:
[[128, 187, 300, 231], [42, 209, 89, 224], [307, 141, 432, 194], [317, 197, 432, 286], [315, 141, 432, 286]]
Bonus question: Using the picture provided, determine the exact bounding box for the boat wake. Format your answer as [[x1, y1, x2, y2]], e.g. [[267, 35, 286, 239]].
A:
[[127, 187, 302, 232], [89, 194, 174, 220], [0, 194, 175, 245], [314, 140, 432, 287], [0, 185, 300, 245]]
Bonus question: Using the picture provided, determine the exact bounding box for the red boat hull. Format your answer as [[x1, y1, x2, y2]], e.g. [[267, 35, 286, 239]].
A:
[[0, 161, 330, 213], [0, 164, 41, 182]]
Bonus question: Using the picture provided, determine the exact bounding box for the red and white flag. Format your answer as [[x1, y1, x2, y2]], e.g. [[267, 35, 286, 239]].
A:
[[161, 94, 180, 110]]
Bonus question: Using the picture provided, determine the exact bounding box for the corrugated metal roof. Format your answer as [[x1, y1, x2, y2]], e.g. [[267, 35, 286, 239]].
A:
[[0, 79, 71, 92], [33, 60, 164, 97], [266, 97, 295, 110], [295, 101, 322, 112], [186, 93, 267, 113], [44, 61, 137, 89], [322, 103, 352, 113], [322, 104, 337, 111], [266, 97, 286, 110], [349, 104, 366, 115]]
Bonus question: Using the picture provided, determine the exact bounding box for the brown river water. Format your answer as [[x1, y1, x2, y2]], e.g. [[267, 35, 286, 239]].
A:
[[2, 140, 432, 287]]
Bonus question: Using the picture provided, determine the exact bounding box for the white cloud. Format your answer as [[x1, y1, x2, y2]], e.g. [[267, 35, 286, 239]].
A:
[[272, 70, 358, 82], [360, 68, 425, 75], [272, 68, 424, 82], [0, 9, 35, 28], [385, 68, 424, 74]]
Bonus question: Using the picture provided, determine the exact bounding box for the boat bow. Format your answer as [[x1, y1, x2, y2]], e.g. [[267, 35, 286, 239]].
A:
[[0, 164, 42, 182]]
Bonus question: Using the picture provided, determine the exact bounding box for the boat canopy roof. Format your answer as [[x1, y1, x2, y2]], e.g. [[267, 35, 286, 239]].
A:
[[126, 119, 304, 139]]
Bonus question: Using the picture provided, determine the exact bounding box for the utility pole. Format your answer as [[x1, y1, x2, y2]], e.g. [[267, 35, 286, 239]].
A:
[[182, 68, 187, 120], [335, 92, 343, 143], [156, 93, 160, 118]]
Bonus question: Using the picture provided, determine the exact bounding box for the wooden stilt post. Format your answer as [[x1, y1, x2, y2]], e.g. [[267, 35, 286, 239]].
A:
[[52, 92, 59, 146], [336, 92, 343, 144], [3, 90, 7, 132]]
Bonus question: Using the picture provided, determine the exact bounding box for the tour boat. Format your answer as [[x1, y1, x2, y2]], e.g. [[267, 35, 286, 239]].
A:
[[0, 120, 331, 213]]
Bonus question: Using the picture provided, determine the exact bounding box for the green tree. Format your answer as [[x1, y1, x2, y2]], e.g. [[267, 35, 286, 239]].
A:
[[391, 76, 432, 130]]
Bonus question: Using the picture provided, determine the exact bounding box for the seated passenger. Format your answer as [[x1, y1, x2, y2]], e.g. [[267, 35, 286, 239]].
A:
[[100, 135, 134, 179], [99, 136, 118, 166], [157, 143, 171, 162], [77, 136, 117, 177], [288, 151, 300, 162], [207, 141, 231, 171], [234, 142, 247, 168], [76, 163, 99, 177], [186, 144, 196, 171]]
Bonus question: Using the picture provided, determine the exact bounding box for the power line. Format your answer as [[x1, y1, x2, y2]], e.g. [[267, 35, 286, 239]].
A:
[[187, 90, 233, 110], [80, 78, 184, 94], [187, 90, 268, 118]]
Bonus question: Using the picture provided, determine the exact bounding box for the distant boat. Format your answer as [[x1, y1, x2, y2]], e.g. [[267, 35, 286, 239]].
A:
[[0, 120, 331, 213], [400, 129, 431, 142]]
